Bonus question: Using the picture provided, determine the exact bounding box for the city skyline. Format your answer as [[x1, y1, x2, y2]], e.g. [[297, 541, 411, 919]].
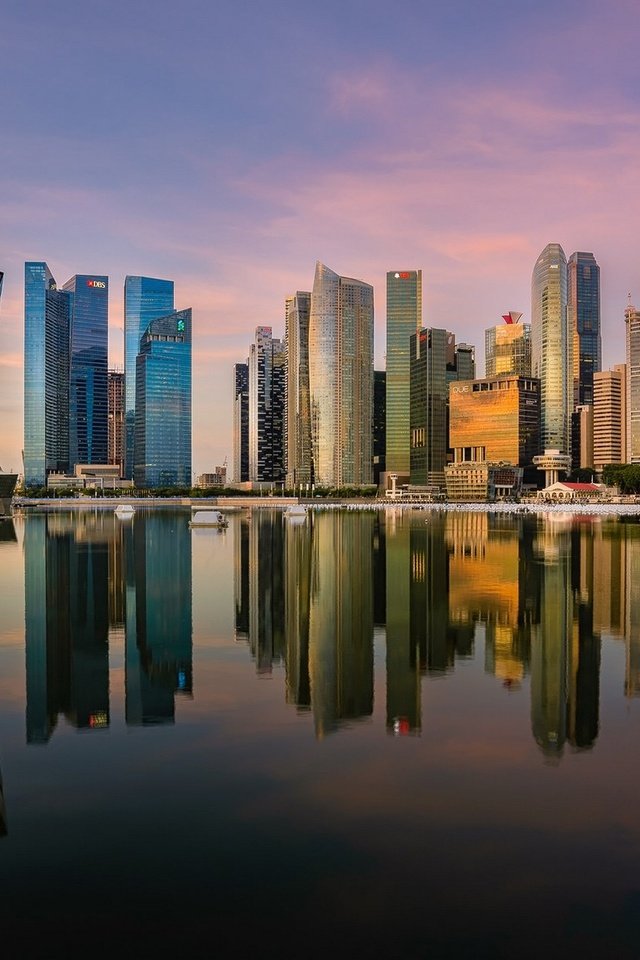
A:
[[2, 0, 640, 476]]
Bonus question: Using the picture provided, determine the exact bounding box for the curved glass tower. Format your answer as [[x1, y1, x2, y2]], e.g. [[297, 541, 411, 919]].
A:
[[309, 262, 374, 487], [531, 244, 571, 455]]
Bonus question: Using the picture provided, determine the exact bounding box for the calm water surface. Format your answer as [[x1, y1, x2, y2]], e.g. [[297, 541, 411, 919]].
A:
[[1, 505, 640, 958]]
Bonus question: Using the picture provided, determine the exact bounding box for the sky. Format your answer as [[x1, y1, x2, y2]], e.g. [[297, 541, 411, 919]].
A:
[[1, 0, 640, 477]]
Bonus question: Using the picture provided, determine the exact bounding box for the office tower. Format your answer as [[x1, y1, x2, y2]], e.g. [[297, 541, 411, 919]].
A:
[[449, 374, 540, 467], [373, 370, 386, 486], [409, 327, 449, 488], [593, 365, 626, 471], [134, 308, 192, 488], [285, 291, 312, 488], [124, 276, 174, 478], [568, 252, 601, 406], [485, 312, 531, 378], [24, 262, 71, 486], [108, 369, 125, 476], [309, 261, 374, 487], [447, 337, 475, 384], [386, 270, 422, 478], [248, 326, 286, 483], [233, 362, 249, 482], [572, 404, 594, 470], [62, 274, 108, 467], [531, 243, 571, 455], [626, 304, 640, 462]]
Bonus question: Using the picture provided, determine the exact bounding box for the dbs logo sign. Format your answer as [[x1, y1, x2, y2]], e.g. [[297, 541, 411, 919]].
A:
[[86, 279, 106, 289]]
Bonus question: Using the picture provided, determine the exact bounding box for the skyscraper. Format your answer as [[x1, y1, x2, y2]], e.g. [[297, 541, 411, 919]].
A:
[[248, 326, 286, 483], [409, 327, 449, 488], [24, 262, 71, 486], [531, 243, 571, 455], [386, 270, 422, 478], [285, 291, 312, 488], [124, 276, 174, 479], [233, 362, 249, 483], [568, 252, 601, 406], [625, 304, 640, 463], [593, 365, 626, 471], [108, 369, 125, 476], [62, 274, 109, 466], [309, 261, 374, 487], [134, 308, 192, 488], [485, 312, 531, 378]]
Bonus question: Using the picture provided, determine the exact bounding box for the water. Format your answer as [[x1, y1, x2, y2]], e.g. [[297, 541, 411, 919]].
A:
[[1, 505, 640, 957]]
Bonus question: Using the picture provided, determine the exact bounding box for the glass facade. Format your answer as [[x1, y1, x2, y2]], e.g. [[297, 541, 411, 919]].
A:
[[285, 292, 312, 487], [24, 262, 71, 486], [233, 362, 249, 483], [124, 276, 174, 479], [248, 327, 286, 483], [531, 244, 571, 455], [568, 251, 601, 407], [485, 321, 532, 378], [309, 262, 374, 487], [409, 328, 449, 486], [386, 270, 422, 475], [134, 309, 192, 488], [62, 275, 109, 466], [626, 306, 640, 463]]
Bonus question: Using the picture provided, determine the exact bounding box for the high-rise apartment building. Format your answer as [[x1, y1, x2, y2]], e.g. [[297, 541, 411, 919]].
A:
[[485, 312, 531, 378], [24, 263, 107, 486], [285, 291, 312, 487], [124, 276, 174, 479], [62, 274, 109, 467], [568, 252, 601, 407], [248, 327, 286, 483], [625, 304, 640, 462], [309, 262, 374, 487], [409, 328, 449, 488], [385, 270, 422, 477], [108, 369, 125, 476], [593, 365, 626, 472], [233, 362, 249, 483], [531, 243, 571, 455], [134, 309, 192, 488]]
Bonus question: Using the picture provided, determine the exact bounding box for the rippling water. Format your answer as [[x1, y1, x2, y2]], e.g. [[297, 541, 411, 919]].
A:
[[1, 504, 640, 958]]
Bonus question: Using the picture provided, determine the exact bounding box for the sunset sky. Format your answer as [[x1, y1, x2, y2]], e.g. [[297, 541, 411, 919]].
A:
[[1, 0, 639, 476]]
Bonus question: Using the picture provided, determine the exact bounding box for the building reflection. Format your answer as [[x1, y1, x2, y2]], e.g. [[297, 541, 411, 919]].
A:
[[24, 509, 193, 742]]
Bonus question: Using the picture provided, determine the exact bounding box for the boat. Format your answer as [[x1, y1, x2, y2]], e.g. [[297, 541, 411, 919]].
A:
[[189, 510, 229, 529], [114, 504, 135, 519], [284, 504, 308, 523]]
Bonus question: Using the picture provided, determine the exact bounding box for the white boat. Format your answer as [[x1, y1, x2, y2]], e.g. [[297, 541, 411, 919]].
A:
[[189, 510, 229, 529], [114, 504, 135, 519], [284, 504, 308, 523]]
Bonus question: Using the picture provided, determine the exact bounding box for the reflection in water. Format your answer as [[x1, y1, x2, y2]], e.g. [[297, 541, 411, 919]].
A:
[[24, 510, 193, 742], [233, 507, 640, 758], [20, 506, 640, 759], [0, 519, 17, 543]]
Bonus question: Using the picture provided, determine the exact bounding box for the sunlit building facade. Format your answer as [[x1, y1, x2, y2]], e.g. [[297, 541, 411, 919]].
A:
[[568, 251, 601, 407], [124, 276, 174, 479], [285, 291, 312, 487], [531, 243, 571, 455], [485, 312, 531, 378], [309, 262, 374, 487], [108, 369, 125, 476], [134, 308, 192, 488], [385, 270, 422, 477], [593, 365, 626, 471]]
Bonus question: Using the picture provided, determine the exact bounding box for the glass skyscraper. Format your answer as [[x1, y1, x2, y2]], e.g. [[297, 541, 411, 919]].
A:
[[485, 313, 532, 378], [233, 362, 249, 483], [386, 270, 422, 477], [568, 251, 601, 407], [309, 262, 374, 488], [531, 243, 571, 455], [134, 308, 192, 488], [24, 262, 71, 486], [62, 274, 109, 466], [248, 326, 286, 483], [409, 327, 449, 487], [285, 291, 312, 487], [124, 276, 174, 479]]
